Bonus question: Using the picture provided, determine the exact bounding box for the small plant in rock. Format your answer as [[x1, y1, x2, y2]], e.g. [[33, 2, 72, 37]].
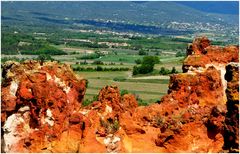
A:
[[100, 118, 120, 134], [153, 115, 165, 127], [112, 119, 120, 133], [100, 119, 108, 129]]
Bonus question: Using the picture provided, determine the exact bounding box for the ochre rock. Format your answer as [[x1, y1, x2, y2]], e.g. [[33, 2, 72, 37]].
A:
[[1, 60, 86, 153], [183, 37, 238, 72], [223, 62, 239, 152], [1, 37, 239, 153], [121, 94, 138, 112], [163, 66, 226, 107], [187, 36, 211, 55]]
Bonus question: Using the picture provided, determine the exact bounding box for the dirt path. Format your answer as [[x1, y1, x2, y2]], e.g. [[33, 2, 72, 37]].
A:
[[61, 47, 94, 54], [161, 51, 176, 55], [130, 75, 170, 80]]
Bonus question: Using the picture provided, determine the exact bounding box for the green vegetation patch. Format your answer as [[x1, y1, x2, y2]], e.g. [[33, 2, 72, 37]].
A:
[[2, 32, 66, 55]]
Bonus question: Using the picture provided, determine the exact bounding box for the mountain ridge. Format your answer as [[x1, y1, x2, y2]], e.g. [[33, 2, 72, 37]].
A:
[[2, 1, 238, 26]]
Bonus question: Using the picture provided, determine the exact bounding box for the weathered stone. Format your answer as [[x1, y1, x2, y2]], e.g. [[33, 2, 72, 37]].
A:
[[1, 37, 239, 153], [223, 63, 239, 152], [1, 61, 86, 152]]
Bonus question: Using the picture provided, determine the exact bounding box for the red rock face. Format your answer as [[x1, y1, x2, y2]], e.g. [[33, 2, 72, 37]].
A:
[[164, 66, 226, 107], [1, 61, 86, 152], [183, 37, 238, 73], [187, 36, 211, 55], [117, 67, 227, 152], [223, 63, 239, 152], [1, 37, 239, 153]]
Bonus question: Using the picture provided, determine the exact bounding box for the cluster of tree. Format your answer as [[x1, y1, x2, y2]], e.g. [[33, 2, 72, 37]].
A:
[[76, 61, 117, 66], [159, 67, 178, 75], [66, 41, 108, 48], [68, 51, 79, 55], [75, 60, 88, 65], [92, 60, 104, 65], [36, 54, 55, 65], [73, 66, 130, 72], [175, 51, 186, 57], [127, 36, 187, 51], [171, 38, 192, 43], [2, 32, 66, 55], [2, 32, 22, 54], [109, 62, 116, 65], [132, 56, 160, 75], [138, 49, 148, 55], [135, 59, 142, 64], [77, 53, 100, 60], [46, 38, 64, 45], [3, 31, 40, 44], [77, 50, 105, 60], [2, 54, 56, 65], [21, 45, 66, 55], [118, 58, 127, 62]]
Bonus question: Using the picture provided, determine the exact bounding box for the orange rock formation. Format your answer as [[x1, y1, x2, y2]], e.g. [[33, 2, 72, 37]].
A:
[[1, 37, 239, 153]]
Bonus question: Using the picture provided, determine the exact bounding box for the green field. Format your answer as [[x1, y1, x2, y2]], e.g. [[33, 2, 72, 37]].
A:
[[76, 70, 170, 104], [70, 52, 183, 105]]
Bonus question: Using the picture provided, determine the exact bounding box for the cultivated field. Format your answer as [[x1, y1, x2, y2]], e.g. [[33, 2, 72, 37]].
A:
[[78, 71, 170, 104]]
